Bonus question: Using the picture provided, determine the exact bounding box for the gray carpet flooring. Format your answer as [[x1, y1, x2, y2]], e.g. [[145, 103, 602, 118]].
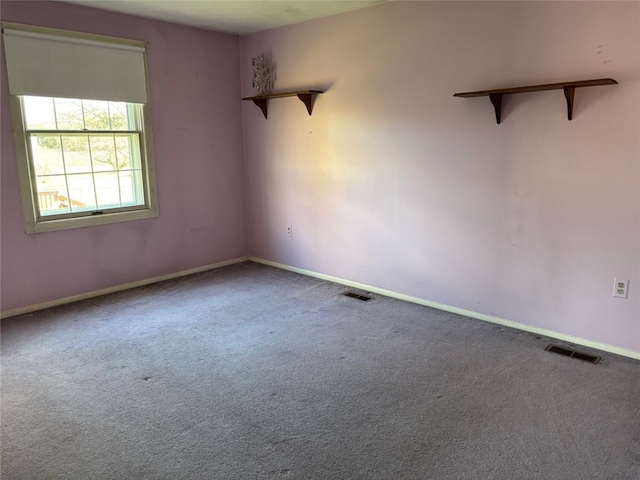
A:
[[1, 261, 639, 479]]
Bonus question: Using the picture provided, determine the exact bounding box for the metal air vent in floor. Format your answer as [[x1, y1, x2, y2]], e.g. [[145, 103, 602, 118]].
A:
[[545, 344, 601, 364], [343, 292, 373, 301]]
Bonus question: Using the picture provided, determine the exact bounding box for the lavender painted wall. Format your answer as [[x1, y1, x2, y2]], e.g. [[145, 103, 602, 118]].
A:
[[1, 2, 246, 311], [241, 2, 640, 353]]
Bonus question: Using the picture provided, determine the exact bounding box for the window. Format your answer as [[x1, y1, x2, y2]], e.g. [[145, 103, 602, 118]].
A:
[[20, 96, 148, 218], [2, 22, 158, 233]]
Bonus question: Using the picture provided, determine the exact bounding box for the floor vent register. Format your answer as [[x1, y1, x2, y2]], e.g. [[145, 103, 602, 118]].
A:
[[545, 344, 601, 364], [343, 292, 373, 301]]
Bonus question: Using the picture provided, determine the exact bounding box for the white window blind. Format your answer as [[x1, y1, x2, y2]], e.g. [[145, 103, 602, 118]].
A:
[[2, 25, 148, 104]]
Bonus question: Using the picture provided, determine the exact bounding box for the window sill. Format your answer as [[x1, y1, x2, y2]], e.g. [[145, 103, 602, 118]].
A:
[[26, 207, 159, 234]]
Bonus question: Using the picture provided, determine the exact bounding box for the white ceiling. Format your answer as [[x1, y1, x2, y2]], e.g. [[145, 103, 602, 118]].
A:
[[63, 0, 388, 35]]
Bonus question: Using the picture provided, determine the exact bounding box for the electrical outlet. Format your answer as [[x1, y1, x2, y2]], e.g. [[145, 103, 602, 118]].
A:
[[286, 226, 292, 237], [613, 278, 628, 299]]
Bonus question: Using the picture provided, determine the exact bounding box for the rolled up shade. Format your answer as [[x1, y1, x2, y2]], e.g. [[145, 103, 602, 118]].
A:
[[2, 25, 148, 103]]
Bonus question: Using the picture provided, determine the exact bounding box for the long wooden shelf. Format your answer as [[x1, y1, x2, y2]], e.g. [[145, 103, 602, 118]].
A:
[[242, 90, 324, 119], [454, 78, 618, 124]]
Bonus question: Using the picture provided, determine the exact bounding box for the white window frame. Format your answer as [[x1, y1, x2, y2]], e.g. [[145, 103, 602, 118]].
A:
[[3, 22, 158, 234]]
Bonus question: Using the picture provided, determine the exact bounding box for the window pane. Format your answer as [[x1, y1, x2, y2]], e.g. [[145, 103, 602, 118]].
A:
[[23, 96, 136, 132], [66, 173, 96, 211], [114, 135, 133, 169], [35, 175, 70, 216], [89, 136, 118, 172], [54, 98, 84, 130], [23, 96, 57, 129], [119, 169, 144, 205], [130, 140, 142, 170], [30, 135, 65, 175], [94, 172, 121, 208], [82, 100, 111, 130], [61, 135, 91, 174], [109, 102, 130, 130]]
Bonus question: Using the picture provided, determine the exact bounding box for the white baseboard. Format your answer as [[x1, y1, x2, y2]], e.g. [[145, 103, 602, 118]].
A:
[[4, 254, 637, 361], [1, 256, 248, 319], [249, 256, 640, 361]]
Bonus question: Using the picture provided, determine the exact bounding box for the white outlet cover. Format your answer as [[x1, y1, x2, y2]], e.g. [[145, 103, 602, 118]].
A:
[[613, 278, 628, 299]]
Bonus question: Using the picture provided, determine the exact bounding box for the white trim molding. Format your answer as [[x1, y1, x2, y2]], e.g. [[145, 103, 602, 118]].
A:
[[1, 256, 248, 319], [4, 254, 637, 361], [249, 257, 640, 361]]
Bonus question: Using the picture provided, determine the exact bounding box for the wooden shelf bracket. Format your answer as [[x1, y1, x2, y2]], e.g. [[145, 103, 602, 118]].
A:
[[296, 92, 317, 116], [454, 78, 617, 124], [242, 90, 324, 119], [250, 98, 269, 119], [563, 86, 575, 121], [489, 93, 503, 124]]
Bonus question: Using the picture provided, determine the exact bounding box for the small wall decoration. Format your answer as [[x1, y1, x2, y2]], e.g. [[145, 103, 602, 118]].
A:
[[251, 52, 274, 96]]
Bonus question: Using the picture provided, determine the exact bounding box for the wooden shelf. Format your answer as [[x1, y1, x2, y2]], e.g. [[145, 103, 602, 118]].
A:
[[242, 90, 324, 119], [454, 78, 618, 124]]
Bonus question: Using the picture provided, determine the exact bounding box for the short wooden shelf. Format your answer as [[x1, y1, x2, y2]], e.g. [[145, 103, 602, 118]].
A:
[[242, 90, 324, 119], [454, 78, 618, 124]]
